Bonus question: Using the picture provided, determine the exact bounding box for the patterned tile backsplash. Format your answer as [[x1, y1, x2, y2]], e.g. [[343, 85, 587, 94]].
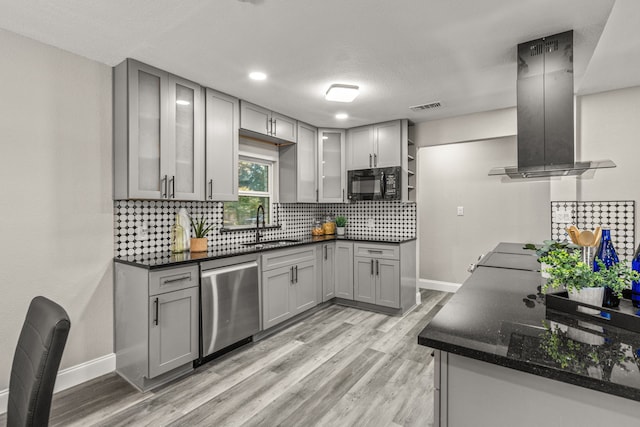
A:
[[114, 200, 416, 257], [551, 200, 636, 259]]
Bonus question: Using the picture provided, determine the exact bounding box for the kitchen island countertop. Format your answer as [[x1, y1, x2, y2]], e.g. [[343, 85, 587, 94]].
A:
[[418, 242, 640, 402]]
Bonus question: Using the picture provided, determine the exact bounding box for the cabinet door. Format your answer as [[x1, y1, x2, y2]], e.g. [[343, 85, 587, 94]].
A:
[[318, 129, 345, 203], [148, 287, 198, 378], [127, 61, 169, 199], [375, 259, 400, 308], [272, 112, 297, 143], [322, 244, 335, 301], [354, 256, 375, 304], [374, 120, 401, 168], [167, 75, 204, 200], [293, 260, 317, 314], [296, 122, 318, 202], [205, 89, 239, 201], [240, 101, 271, 136], [335, 242, 354, 300], [262, 266, 295, 329], [347, 125, 374, 170]]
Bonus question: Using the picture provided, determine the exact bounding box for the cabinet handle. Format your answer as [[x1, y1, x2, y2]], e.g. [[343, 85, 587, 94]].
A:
[[170, 176, 175, 198], [153, 298, 159, 326], [290, 266, 294, 284], [266, 118, 270, 134], [162, 274, 191, 284], [162, 175, 168, 198], [316, 189, 319, 202], [376, 260, 379, 276], [208, 179, 213, 199], [294, 265, 298, 283], [324, 246, 327, 260], [369, 154, 372, 168], [374, 153, 377, 167], [368, 249, 383, 254], [371, 259, 374, 276]]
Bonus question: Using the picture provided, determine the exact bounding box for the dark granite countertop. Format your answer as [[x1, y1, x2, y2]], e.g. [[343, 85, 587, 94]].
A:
[[114, 234, 416, 269], [418, 242, 640, 402]]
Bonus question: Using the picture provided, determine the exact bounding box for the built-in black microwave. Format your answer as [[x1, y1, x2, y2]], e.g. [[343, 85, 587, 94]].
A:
[[347, 167, 401, 201]]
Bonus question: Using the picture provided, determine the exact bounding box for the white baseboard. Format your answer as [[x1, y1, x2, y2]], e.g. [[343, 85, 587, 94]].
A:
[[419, 278, 462, 293], [0, 353, 115, 415]]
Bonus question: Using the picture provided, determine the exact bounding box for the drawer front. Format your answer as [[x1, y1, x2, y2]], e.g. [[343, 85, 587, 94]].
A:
[[149, 265, 199, 296], [353, 243, 399, 260], [261, 246, 317, 271]]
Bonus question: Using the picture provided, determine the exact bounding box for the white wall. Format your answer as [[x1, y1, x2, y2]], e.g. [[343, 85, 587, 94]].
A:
[[416, 137, 550, 284], [0, 30, 113, 389]]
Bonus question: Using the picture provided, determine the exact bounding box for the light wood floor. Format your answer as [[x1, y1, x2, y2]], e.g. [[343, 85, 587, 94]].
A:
[[1, 290, 451, 427]]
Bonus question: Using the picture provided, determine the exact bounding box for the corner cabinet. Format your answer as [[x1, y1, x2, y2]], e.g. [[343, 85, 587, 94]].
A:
[[114, 59, 204, 200], [261, 246, 317, 330], [115, 263, 199, 391], [280, 122, 318, 203], [320, 243, 336, 301], [205, 88, 239, 201], [240, 101, 297, 143], [335, 241, 354, 299], [318, 129, 346, 203]]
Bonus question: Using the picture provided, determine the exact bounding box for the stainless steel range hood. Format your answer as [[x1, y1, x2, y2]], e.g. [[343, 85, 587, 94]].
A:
[[489, 30, 615, 178]]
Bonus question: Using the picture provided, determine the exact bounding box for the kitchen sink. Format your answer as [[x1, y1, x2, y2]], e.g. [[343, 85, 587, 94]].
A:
[[242, 239, 301, 247]]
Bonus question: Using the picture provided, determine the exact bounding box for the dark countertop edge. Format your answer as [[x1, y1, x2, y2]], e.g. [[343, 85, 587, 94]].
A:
[[114, 235, 417, 269], [418, 336, 640, 402]]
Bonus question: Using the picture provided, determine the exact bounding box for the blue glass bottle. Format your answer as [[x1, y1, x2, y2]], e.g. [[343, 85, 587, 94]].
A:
[[632, 244, 640, 308], [594, 229, 620, 308]]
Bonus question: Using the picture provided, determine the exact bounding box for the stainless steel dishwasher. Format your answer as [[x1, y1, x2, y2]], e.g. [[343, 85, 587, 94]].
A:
[[200, 254, 261, 361]]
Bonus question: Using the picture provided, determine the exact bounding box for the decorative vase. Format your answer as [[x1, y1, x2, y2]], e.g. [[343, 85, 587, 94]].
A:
[[593, 229, 620, 308], [190, 237, 208, 253], [337, 226, 345, 236], [568, 287, 604, 315]]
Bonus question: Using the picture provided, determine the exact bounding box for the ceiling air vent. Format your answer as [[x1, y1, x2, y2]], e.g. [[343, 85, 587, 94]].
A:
[[409, 101, 441, 112]]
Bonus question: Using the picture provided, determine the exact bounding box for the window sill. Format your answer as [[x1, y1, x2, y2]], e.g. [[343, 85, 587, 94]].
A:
[[220, 225, 282, 233]]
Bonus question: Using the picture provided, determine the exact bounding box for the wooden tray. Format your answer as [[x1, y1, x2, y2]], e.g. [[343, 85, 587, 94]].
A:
[[545, 291, 640, 333]]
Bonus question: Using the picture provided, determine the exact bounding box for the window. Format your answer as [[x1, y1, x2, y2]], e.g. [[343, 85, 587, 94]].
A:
[[223, 157, 275, 227]]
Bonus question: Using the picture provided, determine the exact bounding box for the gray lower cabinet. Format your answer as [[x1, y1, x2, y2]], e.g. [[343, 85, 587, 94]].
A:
[[321, 243, 336, 301], [115, 263, 199, 391], [353, 243, 403, 309], [335, 241, 354, 299], [261, 246, 317, 330]]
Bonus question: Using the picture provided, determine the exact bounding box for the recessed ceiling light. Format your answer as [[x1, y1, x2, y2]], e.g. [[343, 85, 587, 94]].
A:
[[249, 71, 267, 81], [335, 113, 349, 120], [176, 100, 191, 106], [325, 84, 359, 102]]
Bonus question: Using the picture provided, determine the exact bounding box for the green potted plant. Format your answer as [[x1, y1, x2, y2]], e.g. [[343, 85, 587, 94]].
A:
[[335, 216, 347, 236], [523, 240, 578, 278], [190, 217, 214, 252]]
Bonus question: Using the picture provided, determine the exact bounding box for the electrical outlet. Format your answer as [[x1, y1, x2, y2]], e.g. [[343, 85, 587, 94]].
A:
[[137, 221, 149, 241], [367, 218, 375, 228], [457, 206, 464, 216], [555, 208, 573, 224], [280, 220, 287, 231]]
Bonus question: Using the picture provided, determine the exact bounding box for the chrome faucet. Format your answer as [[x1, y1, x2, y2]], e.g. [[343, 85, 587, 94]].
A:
[[256, 204, 265, 244]]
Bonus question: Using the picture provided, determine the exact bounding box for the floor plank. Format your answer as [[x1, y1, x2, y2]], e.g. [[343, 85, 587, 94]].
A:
[[0, 289, 449, 427]]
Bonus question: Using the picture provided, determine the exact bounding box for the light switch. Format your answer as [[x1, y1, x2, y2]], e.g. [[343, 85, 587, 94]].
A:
[[457, 206, 464, 216], [137, 221, 149, 240], [367, 218, 375, 228]]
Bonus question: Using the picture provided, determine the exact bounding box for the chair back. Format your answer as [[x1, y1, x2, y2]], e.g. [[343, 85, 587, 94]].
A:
[[7, 296, 70, 427]]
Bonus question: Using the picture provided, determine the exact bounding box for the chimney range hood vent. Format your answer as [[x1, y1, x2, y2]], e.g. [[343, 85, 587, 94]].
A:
[[490, 30, 615, 178]]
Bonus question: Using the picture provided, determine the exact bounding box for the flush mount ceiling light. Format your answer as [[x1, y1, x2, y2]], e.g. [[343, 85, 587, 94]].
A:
[[249, 71, 267, 81], [335, 113, 349, 120], [176, 100, 191, 106], [325, 84, 359, 102]]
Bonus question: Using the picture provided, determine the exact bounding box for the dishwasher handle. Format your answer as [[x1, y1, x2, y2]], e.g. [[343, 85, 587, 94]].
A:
[[201, 261, 259, 278]]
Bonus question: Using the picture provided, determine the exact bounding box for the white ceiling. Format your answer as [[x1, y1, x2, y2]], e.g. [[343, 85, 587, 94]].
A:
[[1, 0, 639, 128]]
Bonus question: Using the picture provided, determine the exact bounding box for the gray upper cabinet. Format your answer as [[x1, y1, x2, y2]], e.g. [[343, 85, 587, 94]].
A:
[[205, 88, 239, 201], [346, 120, 402, 170], [318, 129, 346, 203], [335, 241, 354, 299], [280, 122, 317, 203], [240, 101, 297, 143], [114, 59, 204, 200]]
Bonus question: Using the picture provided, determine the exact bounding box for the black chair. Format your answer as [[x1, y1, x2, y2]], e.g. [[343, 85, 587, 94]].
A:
[[7, 297, 71, 427]]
